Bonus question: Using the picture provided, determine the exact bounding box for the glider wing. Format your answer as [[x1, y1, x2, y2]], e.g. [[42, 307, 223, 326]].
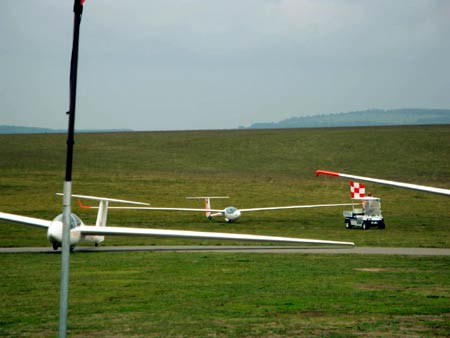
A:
[[240, 203, 353, 212], [90, 206, 224, 213], [77, 225, 354, 246], [316, 170, 450, 196], [57, 193, 150, 205], [0, 212, 51, 228]]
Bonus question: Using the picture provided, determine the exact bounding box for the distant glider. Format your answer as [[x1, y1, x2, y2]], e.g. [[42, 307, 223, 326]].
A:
[[315, 170, 450, 196], [85, 196, 354, 223], [0, 194, 354, 250]]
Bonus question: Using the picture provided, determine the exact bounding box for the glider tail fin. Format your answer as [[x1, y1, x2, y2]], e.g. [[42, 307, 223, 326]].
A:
[[96, 200, 108, 227], [204, 197, 212, 218], [93, 200, 108, 244], [186, 196, 229, 219]]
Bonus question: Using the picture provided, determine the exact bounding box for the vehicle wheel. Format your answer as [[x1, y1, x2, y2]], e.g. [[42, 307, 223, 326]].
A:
[[53, 243, 59, 250], [362, 221, 368, 230], [345, 220, 352, 229], [378, 222, 385, 229]]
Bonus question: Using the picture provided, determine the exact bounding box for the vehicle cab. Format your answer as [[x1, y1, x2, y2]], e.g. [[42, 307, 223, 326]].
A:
[[343, 197, 385, 230]]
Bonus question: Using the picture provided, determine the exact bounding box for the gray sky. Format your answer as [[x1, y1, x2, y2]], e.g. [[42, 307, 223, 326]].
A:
[[1, 0, 450, 131]]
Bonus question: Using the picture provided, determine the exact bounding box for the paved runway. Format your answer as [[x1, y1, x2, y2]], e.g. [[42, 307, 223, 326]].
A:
[[1, 245, 450, 255]]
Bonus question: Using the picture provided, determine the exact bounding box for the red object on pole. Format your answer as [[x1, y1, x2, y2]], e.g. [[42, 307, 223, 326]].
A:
[[315, 170, 339, 177]]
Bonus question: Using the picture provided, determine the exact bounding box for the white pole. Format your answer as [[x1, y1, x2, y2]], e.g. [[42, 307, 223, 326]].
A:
[[58, 2, 84, 336], [59, 181, 72, 338]]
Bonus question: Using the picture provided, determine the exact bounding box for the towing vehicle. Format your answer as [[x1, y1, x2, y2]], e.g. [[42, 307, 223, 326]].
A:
[[343, 196, 385, 230]]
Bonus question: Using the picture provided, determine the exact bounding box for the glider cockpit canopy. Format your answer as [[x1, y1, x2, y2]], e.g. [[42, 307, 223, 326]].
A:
[[52, 213, 83, 229]]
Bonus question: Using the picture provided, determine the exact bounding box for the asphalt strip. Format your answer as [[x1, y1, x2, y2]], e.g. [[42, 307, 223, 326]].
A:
[[1, 246, 450, 256]]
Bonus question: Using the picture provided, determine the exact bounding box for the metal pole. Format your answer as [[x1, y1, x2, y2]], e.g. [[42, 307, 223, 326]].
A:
[[59, 1, 83, 337]]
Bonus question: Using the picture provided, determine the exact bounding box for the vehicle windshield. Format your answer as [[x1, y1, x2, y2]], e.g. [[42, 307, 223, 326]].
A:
[[363, 199, 381, 216]]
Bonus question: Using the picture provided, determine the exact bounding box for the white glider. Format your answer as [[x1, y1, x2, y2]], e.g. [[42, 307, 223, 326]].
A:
[[84, 196, 353, 223], [0, 194, 354, 250], [316, 170, 450, 196]]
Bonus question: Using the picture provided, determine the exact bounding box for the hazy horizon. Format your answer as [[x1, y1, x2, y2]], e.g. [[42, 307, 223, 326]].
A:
[[2, 1, 450, 131]]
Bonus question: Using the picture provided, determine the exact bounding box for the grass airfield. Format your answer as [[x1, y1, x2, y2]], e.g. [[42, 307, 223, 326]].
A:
[[1, 125, 449, 336]]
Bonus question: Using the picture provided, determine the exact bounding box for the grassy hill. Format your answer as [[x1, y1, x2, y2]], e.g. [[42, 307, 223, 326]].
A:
[[0, 125, 132, 134], [1, 126, 449, 337], [249, 108, 450, 129], [1, 125, 449, 247]]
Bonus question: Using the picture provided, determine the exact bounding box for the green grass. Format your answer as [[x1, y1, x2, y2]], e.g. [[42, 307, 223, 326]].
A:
[[1, 126, 449, 247], [1, 126, 450, 336], [0, 253, 449, 337]]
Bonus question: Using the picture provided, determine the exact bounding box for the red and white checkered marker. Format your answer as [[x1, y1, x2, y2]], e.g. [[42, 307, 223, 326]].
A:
[[350, 181, 365, 198]]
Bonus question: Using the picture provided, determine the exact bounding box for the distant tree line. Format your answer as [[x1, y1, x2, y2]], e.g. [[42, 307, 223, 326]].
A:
[[0, 125, 133, 134], [248, 108, 450, 129]]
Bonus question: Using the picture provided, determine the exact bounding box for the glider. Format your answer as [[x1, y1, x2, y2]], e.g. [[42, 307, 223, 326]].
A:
[[315, 170, 450, 197], [82, 196, 354, 223], [0, 195, 354, 250]]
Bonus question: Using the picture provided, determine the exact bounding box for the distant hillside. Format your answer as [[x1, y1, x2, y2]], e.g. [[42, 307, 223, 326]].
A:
[[0, 125, 133, 134], [248, 108, 450, 129]]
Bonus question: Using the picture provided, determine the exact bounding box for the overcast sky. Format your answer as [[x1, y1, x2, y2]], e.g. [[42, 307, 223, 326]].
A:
[[1, 0, 449, 131]]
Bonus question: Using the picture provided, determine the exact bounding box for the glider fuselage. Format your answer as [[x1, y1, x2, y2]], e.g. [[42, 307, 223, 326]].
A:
[[47, 213, 103, 249]]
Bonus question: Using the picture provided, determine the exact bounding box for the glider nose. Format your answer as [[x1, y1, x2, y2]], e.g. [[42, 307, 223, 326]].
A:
[[47, 222, 62, 244], [47, 229, 57, 244], [225, 208, 241, 222]]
